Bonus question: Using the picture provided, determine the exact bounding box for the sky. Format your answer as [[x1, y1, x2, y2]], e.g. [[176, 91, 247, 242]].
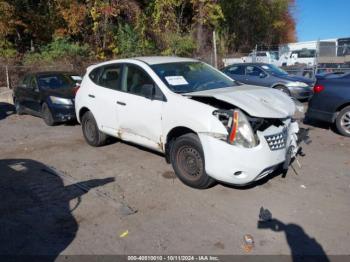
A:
[[295, 0, 350, 42]]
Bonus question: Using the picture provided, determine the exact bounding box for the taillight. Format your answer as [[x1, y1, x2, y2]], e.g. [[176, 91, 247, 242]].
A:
[[313, 84, 324, 93], [73, 83, 80, 95]]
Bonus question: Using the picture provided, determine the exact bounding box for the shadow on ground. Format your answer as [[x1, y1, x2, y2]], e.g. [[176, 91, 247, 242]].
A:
[[0, 102, 15, 121], [0, 159, 114, 260], [303, 117, 339, 135], [258, 208, 329, 262]]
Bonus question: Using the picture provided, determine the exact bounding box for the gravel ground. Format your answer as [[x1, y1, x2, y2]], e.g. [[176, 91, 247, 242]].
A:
[[0, 103, 350, 258]]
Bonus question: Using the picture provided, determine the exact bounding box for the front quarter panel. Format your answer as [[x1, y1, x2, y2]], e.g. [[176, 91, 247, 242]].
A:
[[162, 94, 227, 145]]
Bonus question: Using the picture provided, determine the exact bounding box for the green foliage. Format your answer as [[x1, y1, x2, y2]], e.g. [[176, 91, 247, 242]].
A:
[[114, 23, 155, 58], [0, 40, 17, 58], [0, 0, 296, 61], [162, 33, 197, 57], [23, 38, 91, 65]]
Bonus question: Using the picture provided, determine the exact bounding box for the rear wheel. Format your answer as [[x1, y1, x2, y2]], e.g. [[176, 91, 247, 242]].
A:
[[14, 98, 23, 115], [336, 106, 350, 137], [42, 103, 55, 126], [274, 85, 291, 96], [170, 133, 215, 189], [81, 111, 107, 147]]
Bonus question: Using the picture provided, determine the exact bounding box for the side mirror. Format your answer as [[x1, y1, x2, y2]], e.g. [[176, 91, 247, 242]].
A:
[[259, 73, 267, 78], [141, 84, 155, 100]]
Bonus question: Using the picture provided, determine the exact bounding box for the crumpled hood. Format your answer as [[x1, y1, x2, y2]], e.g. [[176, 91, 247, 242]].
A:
[[185, 85, 296, 118]]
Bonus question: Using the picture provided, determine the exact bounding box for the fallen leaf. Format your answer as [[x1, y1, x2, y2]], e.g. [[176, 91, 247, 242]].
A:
[[119, 230, 129, 238]]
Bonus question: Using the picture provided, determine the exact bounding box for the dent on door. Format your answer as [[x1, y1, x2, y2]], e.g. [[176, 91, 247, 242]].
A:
[[115, 64, 164, 151], [116, 95, 164, 151]]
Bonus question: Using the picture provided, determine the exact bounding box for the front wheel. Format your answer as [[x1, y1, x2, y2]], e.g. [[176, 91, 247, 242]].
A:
[[42, 103, 55, 126], [336, 106, 350, 137], [170, 133, 215, 189], [81, 111, 108, 147]]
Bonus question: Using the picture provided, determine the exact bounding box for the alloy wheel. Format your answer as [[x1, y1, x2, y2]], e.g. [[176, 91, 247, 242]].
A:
[[340, 111, 350, 134]]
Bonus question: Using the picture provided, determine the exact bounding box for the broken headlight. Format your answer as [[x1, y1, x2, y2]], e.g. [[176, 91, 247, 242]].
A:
[[213, 109, 258, 148]]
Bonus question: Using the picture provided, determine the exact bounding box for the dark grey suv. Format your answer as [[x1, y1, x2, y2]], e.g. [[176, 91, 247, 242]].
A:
[[221, 63, 314, 100]]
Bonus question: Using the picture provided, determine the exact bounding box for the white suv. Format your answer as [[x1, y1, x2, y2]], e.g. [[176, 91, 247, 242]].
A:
[[75, 56, 305, 189]]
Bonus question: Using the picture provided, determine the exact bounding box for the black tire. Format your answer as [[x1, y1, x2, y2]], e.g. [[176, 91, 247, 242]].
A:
[[335, 106, 350, 137], [274, 85, 291, 96], [81, 111, 108, 147], [42, 103, 55, 126], [14, 98, 23, 115], [170, 133, 215, 189]]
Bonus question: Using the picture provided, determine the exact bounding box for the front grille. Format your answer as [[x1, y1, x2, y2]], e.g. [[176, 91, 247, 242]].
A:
[[265, 128, 288, 151]]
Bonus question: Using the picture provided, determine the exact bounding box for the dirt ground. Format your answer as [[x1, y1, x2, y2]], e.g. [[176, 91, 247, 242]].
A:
[[0, 102, 350, 259]]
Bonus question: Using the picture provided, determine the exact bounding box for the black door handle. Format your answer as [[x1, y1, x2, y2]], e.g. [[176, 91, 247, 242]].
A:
[[88, 94, 95, 98], [117, 101, 126, 106]]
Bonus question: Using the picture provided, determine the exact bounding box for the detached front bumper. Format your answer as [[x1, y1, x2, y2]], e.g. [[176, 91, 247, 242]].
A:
[[199, 121, 303, 185]]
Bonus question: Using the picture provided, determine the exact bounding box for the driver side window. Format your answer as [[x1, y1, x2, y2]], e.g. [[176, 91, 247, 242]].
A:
[[124, 65, 155, 97]]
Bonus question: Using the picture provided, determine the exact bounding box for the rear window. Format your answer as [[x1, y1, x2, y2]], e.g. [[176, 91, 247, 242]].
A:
[[37, 74, 74, 89]]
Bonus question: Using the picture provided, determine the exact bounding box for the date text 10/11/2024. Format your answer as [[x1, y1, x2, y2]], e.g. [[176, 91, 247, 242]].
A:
[[127, 255, 220, 261]]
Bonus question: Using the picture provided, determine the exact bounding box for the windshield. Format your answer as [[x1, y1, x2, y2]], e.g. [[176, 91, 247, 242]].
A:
[[261, 64, 288, 76], [291, 49, 316, 58], [151, 62, 236, 93], [38, 74, 75, 89]]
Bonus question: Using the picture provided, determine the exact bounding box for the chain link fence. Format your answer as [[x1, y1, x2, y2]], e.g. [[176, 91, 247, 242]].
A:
[[222, 39, 350, 80]]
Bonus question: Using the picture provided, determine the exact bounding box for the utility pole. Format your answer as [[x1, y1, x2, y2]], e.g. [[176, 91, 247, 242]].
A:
[[5, 66, 10, 89], [315, 39, 320, 78], [213, 30, 218, 68], [252, 45, 257, 63]]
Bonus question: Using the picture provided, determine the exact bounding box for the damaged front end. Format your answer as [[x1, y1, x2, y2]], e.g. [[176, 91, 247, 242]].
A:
[[212, 109, 258, 148], [194, 96, 311, 185]]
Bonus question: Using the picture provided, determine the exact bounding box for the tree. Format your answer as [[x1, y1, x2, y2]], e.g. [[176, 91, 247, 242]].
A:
[[0, 0, 297, 61], [219, 0, 296, 52], [190, 0, 223, 53]]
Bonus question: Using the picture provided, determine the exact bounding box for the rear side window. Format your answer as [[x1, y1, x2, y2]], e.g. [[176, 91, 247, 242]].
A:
[[21, 75, 31, 87], [246, 66, 263, 77], [89, 67, 101, 84], [227, 65, 244, 75], [90, 64, 122, 90]]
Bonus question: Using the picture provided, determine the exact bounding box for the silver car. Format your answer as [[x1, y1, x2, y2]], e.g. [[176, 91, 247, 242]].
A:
[[222, 63, 314, 100]]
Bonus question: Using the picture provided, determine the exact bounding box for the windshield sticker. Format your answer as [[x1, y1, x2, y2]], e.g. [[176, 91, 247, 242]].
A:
[[165, 76, 189, 86], [261, 65, 269, 70]]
